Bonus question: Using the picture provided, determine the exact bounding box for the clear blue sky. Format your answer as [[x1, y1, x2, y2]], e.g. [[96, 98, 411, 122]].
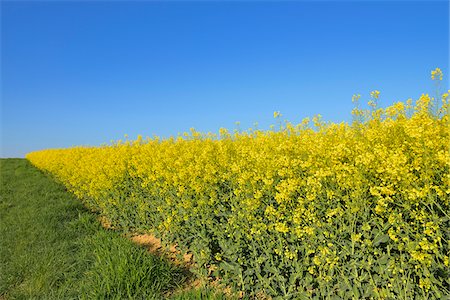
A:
[[1, 1, 449, 158]]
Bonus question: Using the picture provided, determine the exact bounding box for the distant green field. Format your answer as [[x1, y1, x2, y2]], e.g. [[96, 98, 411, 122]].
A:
[[0, 159, 228, 300]]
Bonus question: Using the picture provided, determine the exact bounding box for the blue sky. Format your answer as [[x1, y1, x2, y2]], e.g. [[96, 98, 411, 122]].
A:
[[2, 1, 448, 158]]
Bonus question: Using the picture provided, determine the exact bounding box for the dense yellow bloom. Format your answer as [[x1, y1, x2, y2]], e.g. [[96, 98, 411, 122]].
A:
[[26, 70, 450, 299]]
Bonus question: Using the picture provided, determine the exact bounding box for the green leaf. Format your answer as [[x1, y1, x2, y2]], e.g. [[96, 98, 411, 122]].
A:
[[373, 234, 389, 246]]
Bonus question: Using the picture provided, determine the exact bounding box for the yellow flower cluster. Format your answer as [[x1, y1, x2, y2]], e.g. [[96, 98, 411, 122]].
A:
[[27, 73, 449, 298], [431, 67, 443, 81]]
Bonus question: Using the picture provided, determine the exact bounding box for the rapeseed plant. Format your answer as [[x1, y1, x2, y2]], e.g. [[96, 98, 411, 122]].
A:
[[27, 70, 449, 299]]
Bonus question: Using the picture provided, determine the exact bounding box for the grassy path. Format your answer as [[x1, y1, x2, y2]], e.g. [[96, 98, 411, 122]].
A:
[[0, 159, 226, 299]]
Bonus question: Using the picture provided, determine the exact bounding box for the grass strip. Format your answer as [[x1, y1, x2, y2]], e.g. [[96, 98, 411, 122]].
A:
[[0, 159, 201, 299]]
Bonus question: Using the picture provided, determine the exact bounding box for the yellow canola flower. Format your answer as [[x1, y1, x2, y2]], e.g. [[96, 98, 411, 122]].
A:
[[370, 90, 380, 100], [431, 67, 443, 80]]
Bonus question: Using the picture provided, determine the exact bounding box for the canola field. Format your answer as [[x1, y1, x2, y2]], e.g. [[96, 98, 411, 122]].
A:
[[27, 70, 449, 299]]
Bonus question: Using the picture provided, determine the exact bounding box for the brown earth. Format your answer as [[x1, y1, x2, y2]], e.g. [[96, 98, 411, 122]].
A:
[[97, 216, 260, 299], [130, 233, 193, 266]]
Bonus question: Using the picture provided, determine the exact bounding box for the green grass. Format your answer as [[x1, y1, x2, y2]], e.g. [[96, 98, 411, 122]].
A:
[[0, 159, 228, 299], [170, 286, 235, 300]]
